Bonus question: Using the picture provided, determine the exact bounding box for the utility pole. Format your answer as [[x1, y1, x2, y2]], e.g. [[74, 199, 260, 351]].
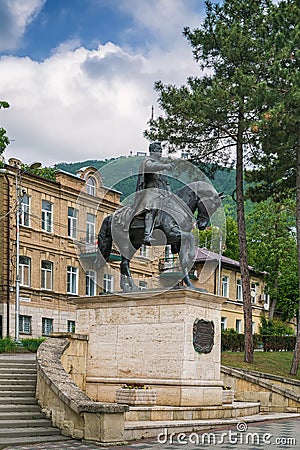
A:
[[15, 170, 22, 343]]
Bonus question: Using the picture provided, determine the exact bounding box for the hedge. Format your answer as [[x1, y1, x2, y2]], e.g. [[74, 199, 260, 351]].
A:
[[222, 332, 296, 352]]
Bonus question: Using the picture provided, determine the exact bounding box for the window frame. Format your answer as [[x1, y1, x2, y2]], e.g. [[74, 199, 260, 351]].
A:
[[236, 278, 243, 301], [19, 315, 31, 335], [41, 260, 53, 290], [236, 319, 242, 333], [221, 275, 229, 298], [68, 207, 78, 239], [19, 256, 31, 287], [86, 177, 96, 196], [42, 200, 53, 233], [42, 317, 53, 336], [67, 320, 76, 333], [221, 316, 227, 331], [20, 194, 30, 227], [103, 273, 114, 293], [86, 269, 96, 296], [67, 265, 78, 295], [86, 213, 96, 244]]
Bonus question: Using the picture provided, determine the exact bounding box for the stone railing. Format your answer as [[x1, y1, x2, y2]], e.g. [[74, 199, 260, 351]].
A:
[[36, 336, 129, 445], [221, 365, 300, 413]]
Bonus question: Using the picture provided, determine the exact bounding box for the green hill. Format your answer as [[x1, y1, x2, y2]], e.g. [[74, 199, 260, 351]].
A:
[[55, 156, 238, 215]]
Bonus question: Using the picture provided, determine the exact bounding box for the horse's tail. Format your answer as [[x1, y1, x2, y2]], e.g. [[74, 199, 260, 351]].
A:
[[96, 215, 113, 268]]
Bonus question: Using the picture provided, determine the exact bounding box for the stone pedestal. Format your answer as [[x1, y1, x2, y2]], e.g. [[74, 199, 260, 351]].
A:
[[73, 289, 225, 407]]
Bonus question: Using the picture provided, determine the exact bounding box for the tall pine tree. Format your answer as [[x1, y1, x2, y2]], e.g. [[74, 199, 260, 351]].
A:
[[146, 0, 275, 363]]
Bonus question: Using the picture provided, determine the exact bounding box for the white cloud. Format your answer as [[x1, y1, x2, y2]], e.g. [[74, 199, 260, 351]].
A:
[[0, 0, 46, 51], [1, 0, 204, 166]]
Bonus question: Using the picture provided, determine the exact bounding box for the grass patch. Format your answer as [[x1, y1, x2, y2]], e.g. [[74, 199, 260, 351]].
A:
[[221, 351, 300, 381]]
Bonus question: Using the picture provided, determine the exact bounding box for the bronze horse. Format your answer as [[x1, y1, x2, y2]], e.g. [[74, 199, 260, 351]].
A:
[[97, 181, 223, 292]]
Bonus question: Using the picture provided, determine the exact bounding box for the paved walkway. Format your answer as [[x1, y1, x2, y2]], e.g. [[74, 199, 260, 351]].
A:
[[3, 417, 300, 449]]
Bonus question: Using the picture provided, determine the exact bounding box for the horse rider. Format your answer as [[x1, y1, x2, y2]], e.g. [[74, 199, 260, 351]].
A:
[[135, 141, 173, 245]]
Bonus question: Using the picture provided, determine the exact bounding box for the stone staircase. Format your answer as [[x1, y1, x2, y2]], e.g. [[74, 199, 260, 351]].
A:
[[0, 353, 69, 448]]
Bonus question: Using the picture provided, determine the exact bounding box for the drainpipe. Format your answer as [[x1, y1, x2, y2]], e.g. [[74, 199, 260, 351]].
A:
[[4, 173, 10, 337]]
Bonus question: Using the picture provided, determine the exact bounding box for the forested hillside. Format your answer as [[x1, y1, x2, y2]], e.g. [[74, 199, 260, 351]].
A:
[[55, 156, 239, 214]]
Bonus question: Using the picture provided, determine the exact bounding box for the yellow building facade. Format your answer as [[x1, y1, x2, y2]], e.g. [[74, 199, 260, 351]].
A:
[[0, 160, 156, 339], [193, 248, 270, 334]]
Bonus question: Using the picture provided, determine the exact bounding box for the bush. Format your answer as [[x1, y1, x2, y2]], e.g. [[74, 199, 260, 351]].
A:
[[259, 316, 295, 336], [21, 338, 46, 352], [0, 337, 17, 353], [261, 335, 296, 352], [221, 329, 245, 351]]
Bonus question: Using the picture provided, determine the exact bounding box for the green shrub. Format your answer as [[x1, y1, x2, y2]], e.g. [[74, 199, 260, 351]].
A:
[[21, 338, 46, 352], [259, 316, 295, 336], [0, 337, 17, 353], [221, 329, 245, 351]]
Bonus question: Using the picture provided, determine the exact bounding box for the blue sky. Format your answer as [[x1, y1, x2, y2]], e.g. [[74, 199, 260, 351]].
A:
[[0, 0, 205, 165]]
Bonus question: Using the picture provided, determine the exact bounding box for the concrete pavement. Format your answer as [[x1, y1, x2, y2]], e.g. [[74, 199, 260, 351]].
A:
[[3, 416, 300, 449]]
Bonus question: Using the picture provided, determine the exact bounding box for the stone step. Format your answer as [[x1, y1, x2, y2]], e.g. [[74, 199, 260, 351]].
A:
[[0, 404, 41, 413], [0, 390, 36, 397], [0, 362, 36, 368], [0, 373, 36, 380], [0, 419, 52, 428], [125, 402, 260, 422], [0, 384, 36, 391], [0, 377, 36, 386], [1, 397, 38, 405], [0, 434, 70, 448], [0, 411, 45, 421], [0, 426, 61, 438], [124, 412, 300, 441], [0, 369, 37, 375]]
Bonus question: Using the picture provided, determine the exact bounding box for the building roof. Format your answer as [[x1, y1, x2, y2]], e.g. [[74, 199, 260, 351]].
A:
[[194, 247, 267, 276]]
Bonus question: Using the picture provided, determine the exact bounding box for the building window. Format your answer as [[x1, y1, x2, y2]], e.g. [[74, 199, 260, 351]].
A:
[[19, 256, 31, 287], [19, 315, 31, 335], [221, 317, 227, 331], [68, 207, 78, 239], [20, 194, 30, 227], [140, 245, 149, 258], [236, 319, 242, 333], [86, 177, 96, 196], [221, 276, 229, 298], [236, 279, 243, 301], [42, 200, 53, 233], [67, 320, 75, 333], [67, 266, 78, 295], [86, 213, 96, 244], [41, 260, 53, 290], [251, 282, 257, 304], [139, 281, 147, 290], [103, 274, 114, 293], [42, 317, 53, 336], [86, 270, 96, 296], [252, 322, 256, 334]]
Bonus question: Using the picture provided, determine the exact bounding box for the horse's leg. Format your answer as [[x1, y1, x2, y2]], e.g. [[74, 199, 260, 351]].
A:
[[180, 232, 196, 288], [120, 256, 138, 292]]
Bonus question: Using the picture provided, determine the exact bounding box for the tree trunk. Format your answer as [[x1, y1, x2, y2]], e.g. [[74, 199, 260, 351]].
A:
[[236, 111, 253, 363], [269, 272, 279, 321], [290, 123, 300, 375]]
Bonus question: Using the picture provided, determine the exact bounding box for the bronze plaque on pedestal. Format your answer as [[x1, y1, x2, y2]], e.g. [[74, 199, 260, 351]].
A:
[[193, 319, 214, 354]]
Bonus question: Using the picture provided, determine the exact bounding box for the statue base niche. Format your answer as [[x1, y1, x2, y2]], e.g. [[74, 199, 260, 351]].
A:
[[72, 289, 225, 407]]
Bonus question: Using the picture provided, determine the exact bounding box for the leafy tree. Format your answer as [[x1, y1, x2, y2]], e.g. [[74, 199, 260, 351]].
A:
[[0, 101, 10, 157], [145, 0, 276, 363], [244, 0, 299, 373], [247, 198, 298, 321], [259, 316, 295, 337]]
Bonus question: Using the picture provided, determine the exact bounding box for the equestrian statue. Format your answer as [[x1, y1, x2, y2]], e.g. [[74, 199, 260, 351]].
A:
[[97, 142, 224, 292]]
